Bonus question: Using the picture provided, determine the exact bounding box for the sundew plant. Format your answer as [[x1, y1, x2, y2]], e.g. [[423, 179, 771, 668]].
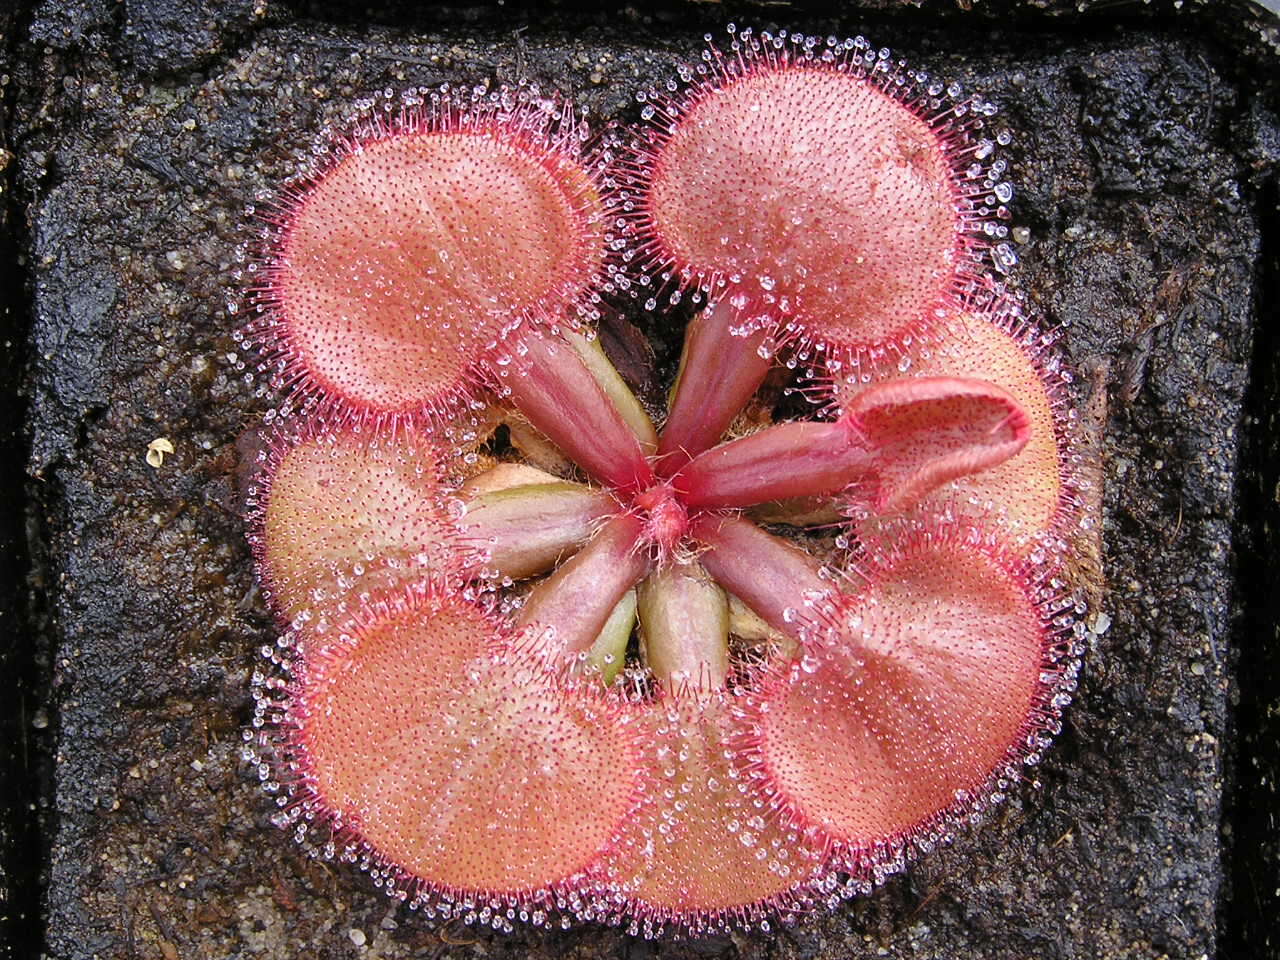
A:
[[239, 27, 1095, 938]]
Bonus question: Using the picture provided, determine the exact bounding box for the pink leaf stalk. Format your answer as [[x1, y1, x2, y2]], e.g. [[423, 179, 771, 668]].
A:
[[635, 562, 731, 692], [690, 513, 832, 637], [655, 299, 773, 475], [516, 513, 651, 660], [459, 479, 618, 580], [675, 376, 1029, 510], [498, 331, 655, 492]]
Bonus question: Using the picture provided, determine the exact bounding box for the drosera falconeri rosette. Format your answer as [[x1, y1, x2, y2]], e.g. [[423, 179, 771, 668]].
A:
[[238, 27, 1096, 939]]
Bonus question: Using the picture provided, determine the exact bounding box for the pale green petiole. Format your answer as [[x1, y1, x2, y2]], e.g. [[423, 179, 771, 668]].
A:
[[637, 561, 730, 694], [460, 480, 618, 580], [586, 589, 637, 685]]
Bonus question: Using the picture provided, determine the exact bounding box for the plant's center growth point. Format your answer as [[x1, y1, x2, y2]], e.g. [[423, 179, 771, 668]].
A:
[[632, 481, 692, 561]]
